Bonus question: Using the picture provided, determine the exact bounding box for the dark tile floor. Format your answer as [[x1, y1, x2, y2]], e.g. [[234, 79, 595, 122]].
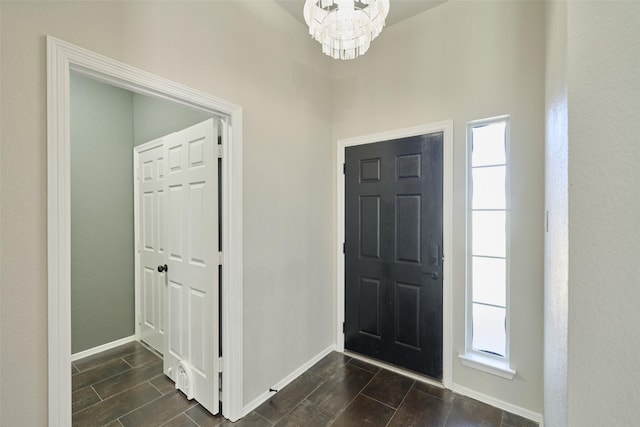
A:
[[72, 342, 538, 427]]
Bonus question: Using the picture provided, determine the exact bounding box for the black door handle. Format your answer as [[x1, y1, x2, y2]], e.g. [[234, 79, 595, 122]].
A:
[[426, 271, 439, 280], [157, 264, 168, 273]]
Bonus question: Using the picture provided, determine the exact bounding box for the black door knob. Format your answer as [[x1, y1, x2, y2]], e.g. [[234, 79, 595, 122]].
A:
[[157, 264, 168, 273], [427, 271, 439, 280]]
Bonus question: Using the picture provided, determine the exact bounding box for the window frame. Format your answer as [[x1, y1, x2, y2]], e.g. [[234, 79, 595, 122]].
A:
[[461, 115, 515, 379]]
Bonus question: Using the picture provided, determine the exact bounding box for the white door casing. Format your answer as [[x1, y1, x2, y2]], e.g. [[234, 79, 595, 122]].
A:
[[163, 119, 219, 414], [135, 139, 167, 354], [47, 37, 244, 426]]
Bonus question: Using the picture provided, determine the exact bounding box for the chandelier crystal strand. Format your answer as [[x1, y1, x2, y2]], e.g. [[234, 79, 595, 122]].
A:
[[304, 0, 390, 60]]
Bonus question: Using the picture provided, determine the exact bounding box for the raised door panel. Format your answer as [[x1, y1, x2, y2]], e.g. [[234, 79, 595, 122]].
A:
[[396, 195, 421, 264], [359, 196, 381, 259], [168, 279, 185, 360], [358, 277, 381, 338]]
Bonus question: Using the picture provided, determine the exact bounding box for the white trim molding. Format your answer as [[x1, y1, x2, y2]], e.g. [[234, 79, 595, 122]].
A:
[[452, 382, 544, 426], [71, 335, 137, 362], [335, 120, 454, 389], [458, 353, 516, 380], [47, 36, 244, 425]]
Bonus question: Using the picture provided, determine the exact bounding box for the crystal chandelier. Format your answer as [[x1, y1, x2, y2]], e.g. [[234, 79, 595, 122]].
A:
[[303, 0, 390, 60]]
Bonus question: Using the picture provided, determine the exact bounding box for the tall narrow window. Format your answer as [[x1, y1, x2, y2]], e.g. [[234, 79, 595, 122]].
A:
[[462, 116, 514, 378]]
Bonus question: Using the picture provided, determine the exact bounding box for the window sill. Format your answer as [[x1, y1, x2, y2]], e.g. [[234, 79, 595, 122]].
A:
[[458, 353, 516, 380]]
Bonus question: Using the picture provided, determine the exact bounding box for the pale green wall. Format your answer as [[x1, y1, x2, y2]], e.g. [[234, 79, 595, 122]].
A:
[[133, 95, 211, 146], [70, 73, 215, 353], [70, 72, 135, 353]]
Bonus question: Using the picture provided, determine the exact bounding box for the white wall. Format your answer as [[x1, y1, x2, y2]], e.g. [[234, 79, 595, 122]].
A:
[[544, 1, 568, 426], [566, 1, 640, 425], [331, 0, 545, 416], [0, 2, 333, 425]]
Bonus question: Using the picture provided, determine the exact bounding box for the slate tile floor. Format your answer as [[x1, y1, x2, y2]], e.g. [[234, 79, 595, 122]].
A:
[[72, 342, 538, 427]]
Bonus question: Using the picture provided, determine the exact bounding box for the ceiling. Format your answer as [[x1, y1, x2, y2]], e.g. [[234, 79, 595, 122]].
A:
[[274, 0, 447, 28]]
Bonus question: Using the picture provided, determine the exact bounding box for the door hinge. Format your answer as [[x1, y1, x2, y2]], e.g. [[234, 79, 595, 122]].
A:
[[343, 163, 346, 174], [137, 240, 141, 253], [342, 322, 345, 333], [218, 252, 223, 265], [217, 145, 223, 159], [218, 357, 223, 373], [343, 243, 345, 254]]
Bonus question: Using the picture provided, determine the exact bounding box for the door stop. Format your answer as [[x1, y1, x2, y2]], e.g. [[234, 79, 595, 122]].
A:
[[176, 360, 194, 400]]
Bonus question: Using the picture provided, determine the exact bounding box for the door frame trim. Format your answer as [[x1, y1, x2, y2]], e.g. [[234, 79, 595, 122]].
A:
[[336, 121, 453, 389], [47, 36, 244, 425]]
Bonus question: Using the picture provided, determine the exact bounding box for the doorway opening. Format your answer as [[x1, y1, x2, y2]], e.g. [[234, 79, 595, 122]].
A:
[[47, 37, 244, 426]]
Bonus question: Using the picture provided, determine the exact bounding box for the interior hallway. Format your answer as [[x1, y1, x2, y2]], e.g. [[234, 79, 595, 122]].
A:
[[72, 342, 537, 426]]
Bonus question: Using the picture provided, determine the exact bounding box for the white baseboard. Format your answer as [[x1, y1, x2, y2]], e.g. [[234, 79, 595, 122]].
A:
[[239, 346, 543, 426], [71, 335, 137, 362], [451, 383, 544, 426], [243, 344, 336, 416]]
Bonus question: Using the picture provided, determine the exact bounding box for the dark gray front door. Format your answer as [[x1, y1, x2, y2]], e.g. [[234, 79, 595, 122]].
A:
[[344, 132, 443, 379]]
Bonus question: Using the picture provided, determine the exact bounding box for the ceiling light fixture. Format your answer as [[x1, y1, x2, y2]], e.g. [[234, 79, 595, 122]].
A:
[[303, 0, 390, 60]]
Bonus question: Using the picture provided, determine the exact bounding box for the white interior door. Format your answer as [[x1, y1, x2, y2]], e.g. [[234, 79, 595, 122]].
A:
[[136, 139, 167, 354], [163, 119, 219, 415]]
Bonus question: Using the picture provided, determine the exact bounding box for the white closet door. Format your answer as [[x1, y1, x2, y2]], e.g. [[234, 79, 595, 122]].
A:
[[137, 140, 167, 354], [163, 119, 219, 415]]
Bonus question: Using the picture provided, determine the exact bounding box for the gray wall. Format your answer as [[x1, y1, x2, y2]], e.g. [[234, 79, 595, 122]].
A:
[[2, 3, 334, 422], [70, 73, 216, 354], [4, 1, 640, 425], [544, 1, 568, 426], [544, 2, 640, 425], [71, 72, 135, 353], [331, 0, 545, 415], [565, 2, 640, 425]]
